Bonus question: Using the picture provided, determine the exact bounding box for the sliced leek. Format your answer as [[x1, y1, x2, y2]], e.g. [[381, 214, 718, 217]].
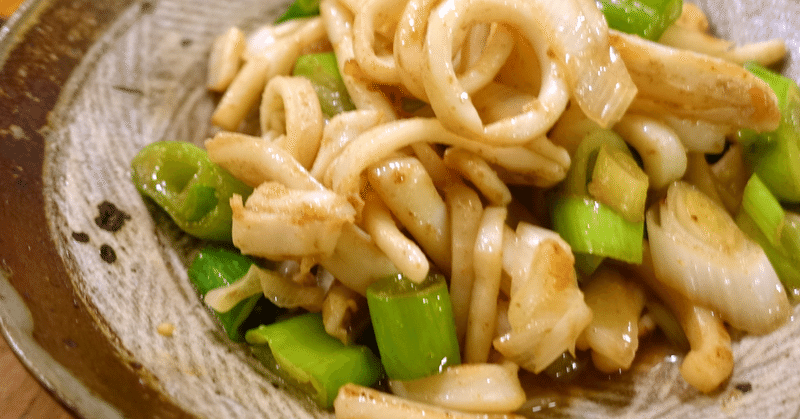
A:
[[551, 195, 644, 264], [647, 181, 790, 334]]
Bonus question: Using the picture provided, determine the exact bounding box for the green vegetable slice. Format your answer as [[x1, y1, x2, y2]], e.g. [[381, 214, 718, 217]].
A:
[[597, 0, 683, 41], [130, 141, 252, 241], [366, 273, 461, 381], [188, 246, 280, 341], [246, 312, 383, 409], [293, 52, 355, 117], [551, 195, 644, 265], [740, 62, 800, 203], [275, 0, 320, 23]]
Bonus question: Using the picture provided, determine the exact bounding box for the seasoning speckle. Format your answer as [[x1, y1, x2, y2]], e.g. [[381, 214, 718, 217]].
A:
[[100, 244, 117, 263], [735, 382, 752, 393], [157, 322, 175, 337], [71, 231, 90, 242], [95, 200, 131, 232]]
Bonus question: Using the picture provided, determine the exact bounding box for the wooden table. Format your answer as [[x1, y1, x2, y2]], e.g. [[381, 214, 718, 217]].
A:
[[0, 337, 77, 419], [1, 4, 78, 419]]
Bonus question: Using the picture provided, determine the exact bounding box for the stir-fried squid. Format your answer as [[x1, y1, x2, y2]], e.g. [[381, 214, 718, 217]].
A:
[[190, 0, 798, 416]]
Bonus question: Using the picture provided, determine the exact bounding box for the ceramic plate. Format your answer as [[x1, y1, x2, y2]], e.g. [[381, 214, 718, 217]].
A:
[[1, 0, 800, 418]]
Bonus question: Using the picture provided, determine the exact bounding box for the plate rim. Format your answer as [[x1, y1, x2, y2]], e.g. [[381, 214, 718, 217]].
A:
[[0, 1, 194, 417]]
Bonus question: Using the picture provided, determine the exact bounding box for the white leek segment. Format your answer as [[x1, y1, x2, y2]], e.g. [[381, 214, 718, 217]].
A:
[[230, 182, 356, 259], [493, 223, 592, 373], [388, 363, 525, 414], [646, 181, 790, 335], [204, 266, 262, 313], [205, 264, 325, 313], [249, 264, 325, 312]]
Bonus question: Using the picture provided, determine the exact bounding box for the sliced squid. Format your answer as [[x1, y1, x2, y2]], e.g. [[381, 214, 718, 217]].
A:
[[577, 268, 646, 373], [493, 222, 592, 373], [207, 26, 245, 92], [320, 0, 397, 120], [206, 131, 324, 191], [660, 3, 785, 66], [613, 113, 687, 190], [609, 30, 781, 133], [631, 241, 734, 393], [362, 191, 430, 283], [212, 17, 327, 130], [335, 383, 526, 419], [324, 118, 569, 199], [260, 76, 324, 169], [423, 0, 570, 145], [388, 363, 526, 413], [368, 156, 451, 273], [310, 109, 384, 182], [443, 147, 511, 206], [230, 182, 356, 259]]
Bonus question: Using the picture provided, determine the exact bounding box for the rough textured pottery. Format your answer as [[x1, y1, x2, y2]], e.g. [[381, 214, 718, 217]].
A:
[[1, 0, 800, 418]]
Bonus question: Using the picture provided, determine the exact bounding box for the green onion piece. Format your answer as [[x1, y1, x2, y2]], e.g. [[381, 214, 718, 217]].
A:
[[574, 252, 605, 276], [737, 211, 800, 297], [246, 312, 383, 409], [587, 145, 649, 223], [275, 0, 320, 23], [740, 173, 785, 246], [735, 173, 800, 295], [564, 129, 633, 196], [597, 0, 683, 41], [130, 141, 252, 241], [741, 62, 800, 203], [188, 247, 281, 341], [293, 52, 355, 117], [644, 300, 690, 352], [551, 195, 644, 264], [366, 273, 461, 381]]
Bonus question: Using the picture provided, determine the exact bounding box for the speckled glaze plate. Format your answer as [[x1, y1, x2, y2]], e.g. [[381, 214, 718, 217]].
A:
[[1, 0, 800, 418]]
